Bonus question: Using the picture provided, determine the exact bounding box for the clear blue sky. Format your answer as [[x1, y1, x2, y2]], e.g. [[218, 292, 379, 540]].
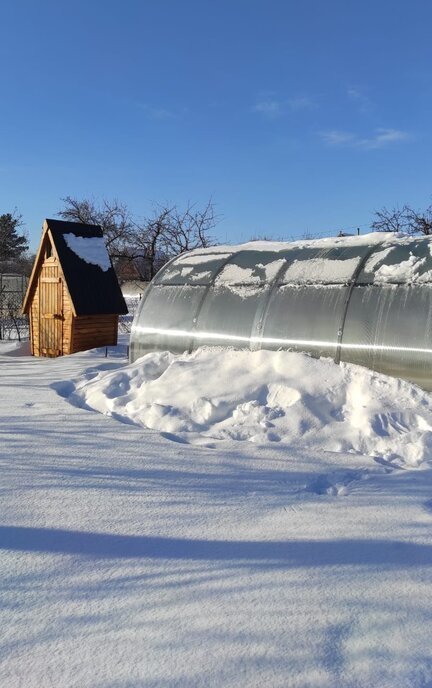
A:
[[1, 0, 431, 252]]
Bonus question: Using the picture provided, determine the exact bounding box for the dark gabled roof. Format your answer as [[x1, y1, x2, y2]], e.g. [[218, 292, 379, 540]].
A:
[[44, 219, 128, 315]]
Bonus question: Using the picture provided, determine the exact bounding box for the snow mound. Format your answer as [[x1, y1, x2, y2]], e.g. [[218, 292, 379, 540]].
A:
[[69, 348, 432, 465]]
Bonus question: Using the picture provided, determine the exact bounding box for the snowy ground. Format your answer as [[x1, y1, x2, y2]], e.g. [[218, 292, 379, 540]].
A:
[[1, 339, 432, 687]]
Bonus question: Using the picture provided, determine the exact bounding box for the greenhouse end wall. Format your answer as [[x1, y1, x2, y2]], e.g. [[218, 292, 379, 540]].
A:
[[129, 235, 432, 391]]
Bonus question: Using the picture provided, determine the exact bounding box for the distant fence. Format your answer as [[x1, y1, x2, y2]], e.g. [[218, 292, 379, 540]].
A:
[[118, 296, 140, 334], [0, 273, 29, 340]]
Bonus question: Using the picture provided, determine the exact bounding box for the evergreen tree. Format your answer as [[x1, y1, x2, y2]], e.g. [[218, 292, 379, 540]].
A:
[[0, 213, 28, 262]]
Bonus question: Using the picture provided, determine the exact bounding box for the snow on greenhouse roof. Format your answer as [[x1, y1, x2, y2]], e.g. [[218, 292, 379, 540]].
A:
[[374, 254, 427, 283], [160, 233, 432, 286], [194, 232, 414, 254], [282, 256, 361, 284]]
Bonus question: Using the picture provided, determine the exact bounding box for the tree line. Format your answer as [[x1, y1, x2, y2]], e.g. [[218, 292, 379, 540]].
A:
[[371, 203, 432, 235], [0, 213, 30, 339], [0, 212, 31, 273], [0, 198, 218, 282]]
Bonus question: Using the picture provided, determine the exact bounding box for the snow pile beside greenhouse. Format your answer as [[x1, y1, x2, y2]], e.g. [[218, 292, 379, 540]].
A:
[[70, 349, 432, 465]]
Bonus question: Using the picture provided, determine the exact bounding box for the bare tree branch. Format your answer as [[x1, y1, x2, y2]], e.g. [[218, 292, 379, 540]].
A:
[[58, 196, 133, 257], [58, 197, 218, 281], [371, 205, 411, 233], [407, 205, 432, 236]]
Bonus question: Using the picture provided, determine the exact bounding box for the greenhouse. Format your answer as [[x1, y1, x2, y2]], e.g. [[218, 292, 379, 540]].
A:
[[129, 233, 432, 391]]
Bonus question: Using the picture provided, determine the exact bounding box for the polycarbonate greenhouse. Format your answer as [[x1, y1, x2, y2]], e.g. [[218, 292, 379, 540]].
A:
[[129, 234, 432, 390]]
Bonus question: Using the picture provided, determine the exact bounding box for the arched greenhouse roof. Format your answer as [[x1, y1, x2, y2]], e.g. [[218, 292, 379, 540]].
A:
[[130, 233, 432, 390]]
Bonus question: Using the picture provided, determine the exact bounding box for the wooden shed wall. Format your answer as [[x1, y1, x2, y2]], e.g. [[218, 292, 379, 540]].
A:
[[62, 278, 74, 354], [29, 286, 39, 356], [71, 315, 118, 353], [29, 258, 75, 357]]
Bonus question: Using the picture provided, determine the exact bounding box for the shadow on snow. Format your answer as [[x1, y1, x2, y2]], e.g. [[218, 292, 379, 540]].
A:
[[1, 525, 432, 568]]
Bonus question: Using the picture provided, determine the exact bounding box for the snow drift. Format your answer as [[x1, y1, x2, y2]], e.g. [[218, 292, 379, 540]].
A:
[[68, 348, 432, 466]]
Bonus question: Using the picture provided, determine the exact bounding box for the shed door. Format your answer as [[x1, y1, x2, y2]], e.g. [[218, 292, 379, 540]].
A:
[[39, 262, 63, 356]]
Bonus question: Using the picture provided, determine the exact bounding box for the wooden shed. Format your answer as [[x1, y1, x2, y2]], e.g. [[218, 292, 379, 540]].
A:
[[22, 219, 128, 357]]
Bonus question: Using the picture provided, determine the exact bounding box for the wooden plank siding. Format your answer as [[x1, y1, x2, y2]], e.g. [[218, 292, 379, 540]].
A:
[[27, 253, 77, 357], [29, 285, 40, 355], [71, 315, 118, 353], [62, 278, 74, 355], [39, 260, 62, 356]]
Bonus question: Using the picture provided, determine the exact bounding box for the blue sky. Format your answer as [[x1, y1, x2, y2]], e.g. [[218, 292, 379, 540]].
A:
[[1, 0, 431, 251]]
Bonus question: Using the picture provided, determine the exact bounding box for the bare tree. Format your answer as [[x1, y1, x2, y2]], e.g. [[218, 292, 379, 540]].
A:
[[407, 205, 432, 235], [371, 205, 411, 233], [160, 200, 216, 254], [371, 203, 432, 236], [58, 197, 218, 281], [129, 201, 217, 279], [129, 205, 173, 280], [58, 197, 133, 259]]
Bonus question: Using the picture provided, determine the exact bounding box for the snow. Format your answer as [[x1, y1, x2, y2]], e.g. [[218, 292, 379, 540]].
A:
[[282, 256, 361, 283], [166, 234, 431, 287], [216, 263, 261, 283], [2, 340, 432, 687], [63, 233, 112, 271], [196, 231, 413, 254], [179, 252, 233, 265], [215, 283, 264, 299], [256, 257, 286, 281], [374, 254, 427, 283], [159, 234, 432, 288], [362, 245, 396, 273], [70, 348, 432, 466], [164, 253, 233, 281], [186, 269, 213, 282]]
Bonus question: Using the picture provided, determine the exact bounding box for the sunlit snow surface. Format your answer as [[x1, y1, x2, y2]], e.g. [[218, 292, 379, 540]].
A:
[[72, 348, 432, 466], [63, 233, 112, 271], [194, 231, 411, 253], [2, 339, 432, 688]]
